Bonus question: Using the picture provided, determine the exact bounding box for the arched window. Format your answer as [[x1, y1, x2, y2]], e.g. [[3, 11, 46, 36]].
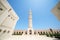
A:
[[8, 9, 11, 12], [43, 32, 45, 35], [0, 8, 3, 11], [25, 31, 27, 34], [34, 31, 36, 34], [17, 32, 19, 35], [8, 15, 10, 17], [22, 32, 23, 34], [7, 31, 10, 33], [38, 32, 40, 34], [19, 32, 23, 35], [41, 32, 42, 34], [29, 30, 32, 35], [0, 29, 2, 32], [38, 32, 41, 35], [3, 30, 6, 33]]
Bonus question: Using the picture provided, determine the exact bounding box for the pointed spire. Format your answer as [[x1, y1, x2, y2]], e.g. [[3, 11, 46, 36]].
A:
[[29, 8, 32, 15]]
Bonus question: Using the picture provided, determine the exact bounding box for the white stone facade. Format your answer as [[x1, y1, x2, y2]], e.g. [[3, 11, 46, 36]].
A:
[[0, 0, 19, 40]]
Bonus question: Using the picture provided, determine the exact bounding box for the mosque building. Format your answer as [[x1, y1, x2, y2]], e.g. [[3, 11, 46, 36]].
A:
[[0, 0, 60, 40]]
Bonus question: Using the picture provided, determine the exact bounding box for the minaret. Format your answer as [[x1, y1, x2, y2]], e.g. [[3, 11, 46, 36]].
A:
[[28, 9, 32, 28], [28, 9, 34, 35]]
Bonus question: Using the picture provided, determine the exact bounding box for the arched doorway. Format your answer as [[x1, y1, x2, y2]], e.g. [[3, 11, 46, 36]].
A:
[[29, 30, 32, 35]]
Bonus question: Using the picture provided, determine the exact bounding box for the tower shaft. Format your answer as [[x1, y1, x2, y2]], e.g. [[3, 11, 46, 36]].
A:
[[27, 9, 34, 35], [28, 9, 32, 28]]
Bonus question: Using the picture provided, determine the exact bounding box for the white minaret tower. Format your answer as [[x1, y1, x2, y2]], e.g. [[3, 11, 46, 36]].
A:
[[28, 9, 32, 28], [28, 9, 34, 35]]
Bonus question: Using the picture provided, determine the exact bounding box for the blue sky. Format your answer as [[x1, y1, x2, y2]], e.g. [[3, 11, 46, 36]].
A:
[[8, 0, 60, 30]]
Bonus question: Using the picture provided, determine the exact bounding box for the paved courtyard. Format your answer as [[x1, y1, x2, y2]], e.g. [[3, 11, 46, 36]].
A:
[[6, 35, 59, 40]]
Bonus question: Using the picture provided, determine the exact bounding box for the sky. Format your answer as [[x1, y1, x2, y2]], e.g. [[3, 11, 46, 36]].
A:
[[8, 0, 60, 30]]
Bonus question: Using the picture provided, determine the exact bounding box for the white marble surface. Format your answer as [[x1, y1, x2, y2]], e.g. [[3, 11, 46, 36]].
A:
[[6, 35, 58, 40]]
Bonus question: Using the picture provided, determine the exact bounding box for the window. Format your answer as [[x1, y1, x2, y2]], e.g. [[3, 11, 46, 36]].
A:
[[0, 8, 3, 11], [42, 32, 45, 35], [8, 15, 10, 17], [17, 32, 19, 35], [0, 29, 2, 32], [29, 30, 32, 35], [0, 2, 6, 12], [30, 33, 32, 35], [19, 32, 22, 35], [34, 31, 36, 34], [22, 32, 23, 34], [7, 31, 10, 33], [38, 32, 40, 34], [8, 9, 11, 12], [41, 32, 42, 34], [25, 31, 27, 34], [3, 30, 6, 33]]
